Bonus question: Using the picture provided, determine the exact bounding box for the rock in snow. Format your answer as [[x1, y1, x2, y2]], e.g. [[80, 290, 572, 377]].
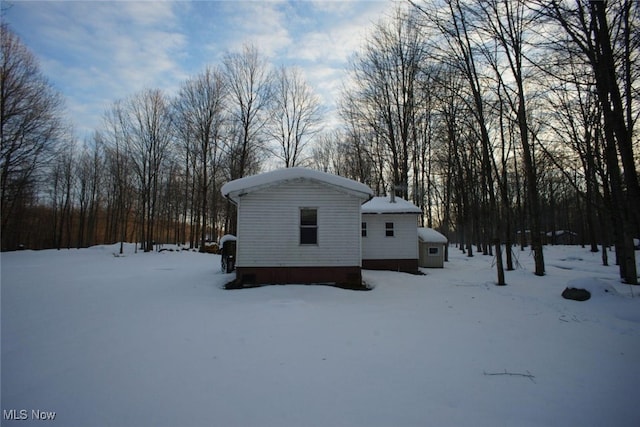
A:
[[562, 287, 591, 301]]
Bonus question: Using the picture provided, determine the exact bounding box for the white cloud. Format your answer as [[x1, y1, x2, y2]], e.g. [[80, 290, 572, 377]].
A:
[[8, 1, 189, 136], [282, 0, 396, 131], [309, 0, 391, 15], [290, 26, 362, 64], [213, 0, 292, 59], [120, 1, 180, 27], [287, 1, 393, 63], [5, 0, 398, 137]]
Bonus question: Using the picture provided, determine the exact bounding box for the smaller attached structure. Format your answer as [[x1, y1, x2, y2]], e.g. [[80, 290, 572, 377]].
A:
[[418, 227, 447, 268], [361, 195, 421, 273]]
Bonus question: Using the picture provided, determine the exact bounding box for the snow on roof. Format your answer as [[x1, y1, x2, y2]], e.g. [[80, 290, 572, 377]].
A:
[[418, 227, 448, 243], [361, 196, 422, 214], [221, 167, 373, 201]]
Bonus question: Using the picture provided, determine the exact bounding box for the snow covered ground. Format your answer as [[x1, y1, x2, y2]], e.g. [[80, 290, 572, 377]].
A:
[[2, 244, 639, 427]]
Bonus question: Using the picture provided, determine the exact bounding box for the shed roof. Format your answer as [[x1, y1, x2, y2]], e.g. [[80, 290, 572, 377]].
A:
[[418, 227, 448, 243], [361, 196, 422, 214], [221, 167, 373, 203], [219, 234, 237, 246]]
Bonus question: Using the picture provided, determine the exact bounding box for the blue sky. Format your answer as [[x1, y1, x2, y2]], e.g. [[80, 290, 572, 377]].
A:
[[4, 0, 396, 138]]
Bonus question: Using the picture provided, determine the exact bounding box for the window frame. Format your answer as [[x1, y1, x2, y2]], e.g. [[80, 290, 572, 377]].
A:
[[385, 222, 394, 237], [361, 221, 367, 237], [299, 208, 318, 245], [428, 246, 440, 256]]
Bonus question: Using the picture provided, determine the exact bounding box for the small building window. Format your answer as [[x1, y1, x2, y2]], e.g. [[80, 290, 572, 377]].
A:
[[362, 222, 367, 237], [385, 222, 394, 237], [428, 247, 440, 256], [300, 208, 318, 245]]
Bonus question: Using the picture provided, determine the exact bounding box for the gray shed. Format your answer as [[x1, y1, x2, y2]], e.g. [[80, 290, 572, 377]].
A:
[[418, 227, 447, 268]]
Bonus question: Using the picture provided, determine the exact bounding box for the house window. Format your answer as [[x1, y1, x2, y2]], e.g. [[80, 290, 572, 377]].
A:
[[385, 222, 394, 237], [362, 222, 367, 237], [428, 247, 440, 256], [300, 208, 318, 245]]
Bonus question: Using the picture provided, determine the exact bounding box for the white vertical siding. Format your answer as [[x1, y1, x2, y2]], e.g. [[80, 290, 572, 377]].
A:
[[361, 214, 419, 260], [236, 180, 364, 267], [419, 242, 445, 268]]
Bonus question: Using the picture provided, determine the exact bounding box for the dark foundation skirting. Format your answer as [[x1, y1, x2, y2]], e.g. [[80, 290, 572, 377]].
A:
[[362, 258, 419, 273], [230, 266, 364, 289]]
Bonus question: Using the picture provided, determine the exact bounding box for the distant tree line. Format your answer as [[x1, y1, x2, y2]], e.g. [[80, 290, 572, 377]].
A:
[[1, 1, 638, 284]]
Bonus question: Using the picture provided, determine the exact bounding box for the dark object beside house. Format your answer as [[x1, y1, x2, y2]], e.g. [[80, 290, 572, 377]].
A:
[[562, 287, 591, 301], [220, 236, 236, 273], [547, 230, 579, 245]]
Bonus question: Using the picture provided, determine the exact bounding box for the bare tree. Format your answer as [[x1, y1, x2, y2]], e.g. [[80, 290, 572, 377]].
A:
[[475, 0, 546, 277], [49, 141, 75, 249], [125, 89, 173, 252], [268, 65, 322, 167], [414, 0, 508, 283], [84, 135, 103, 247], [431, 65, 470, 259], [541, 70, 603, 255], [338, 91, 378, 187], [347, 5, 426, 198], [535, 0, 639, 284], [74, 141, 102, 248], [173, 66, 227, 251], [100, 101, 135, 254], [310, 131, 338, 173], [1, 24, 65, 249], [222, 44, 272, 180]]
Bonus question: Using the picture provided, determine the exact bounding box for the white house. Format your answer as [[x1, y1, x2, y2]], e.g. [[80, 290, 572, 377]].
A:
[[221, 168, 373, 288], [361, 195, 422, 273], [418, 227, 448, 268]]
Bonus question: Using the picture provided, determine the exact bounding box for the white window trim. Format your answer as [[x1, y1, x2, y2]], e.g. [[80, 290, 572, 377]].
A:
[[385, 222, 394, 237], [299, 207, 318, 245]]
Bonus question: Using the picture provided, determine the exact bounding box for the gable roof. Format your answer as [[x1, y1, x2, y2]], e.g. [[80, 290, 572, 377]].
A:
[[221, 167, 373, 203], [418, 227, 448, 243], [361, 196, 422, 214]]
